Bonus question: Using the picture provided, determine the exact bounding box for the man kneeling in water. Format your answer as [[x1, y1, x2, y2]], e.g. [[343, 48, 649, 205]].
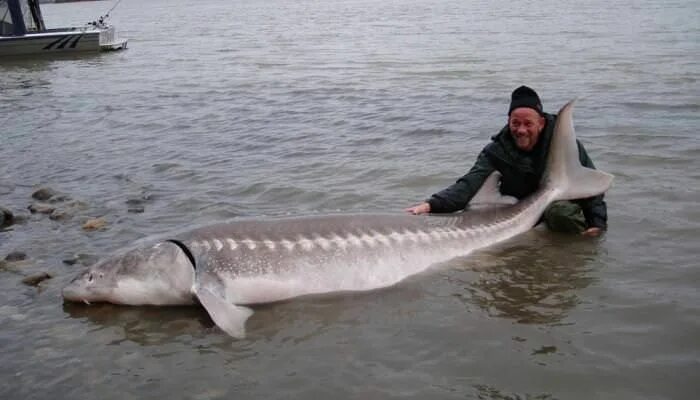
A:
[[406, 86, 607, 237]]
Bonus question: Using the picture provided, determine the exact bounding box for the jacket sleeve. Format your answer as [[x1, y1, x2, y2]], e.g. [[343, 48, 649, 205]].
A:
[[574, 141, 608, 229], [427, 146, 496, 213]]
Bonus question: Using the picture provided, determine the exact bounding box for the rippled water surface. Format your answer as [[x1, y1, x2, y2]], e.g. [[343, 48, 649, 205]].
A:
[[1, 0, 699, 398]]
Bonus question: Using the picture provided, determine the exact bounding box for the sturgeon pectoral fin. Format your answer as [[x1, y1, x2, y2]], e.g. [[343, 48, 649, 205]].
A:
[[468, 171, 518, 209], [195, 286, 253, 339]]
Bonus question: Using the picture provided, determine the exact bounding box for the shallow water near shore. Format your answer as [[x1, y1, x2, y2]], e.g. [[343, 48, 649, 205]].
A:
[[1, 0, 699, 398]]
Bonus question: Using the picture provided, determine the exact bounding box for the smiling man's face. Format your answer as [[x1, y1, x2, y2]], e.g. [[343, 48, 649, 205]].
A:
[[508, 108, 546, 152]]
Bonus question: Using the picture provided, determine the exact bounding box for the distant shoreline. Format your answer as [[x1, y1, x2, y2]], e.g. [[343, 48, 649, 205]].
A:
[[39, 0, 104, 4]]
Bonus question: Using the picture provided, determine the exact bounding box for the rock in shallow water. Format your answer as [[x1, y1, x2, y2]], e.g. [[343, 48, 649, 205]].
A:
[[126, 197, 147, 213], [49, 209, 69, 221], [49, 200, 89, 221], [31, 187, 58, 201], [0, 207, 14, 227], [82, 218, 107, 231], [28, 202, 56, 214], [63, 253, 99, 266], [21, 272, 52, 287], [127, 205, 145, 213], [5, 251, 27, 262], [1, 252, 29, 269]]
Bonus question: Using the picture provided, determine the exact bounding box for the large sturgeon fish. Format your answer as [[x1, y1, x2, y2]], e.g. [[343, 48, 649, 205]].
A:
[[63, 101, 613, 338]]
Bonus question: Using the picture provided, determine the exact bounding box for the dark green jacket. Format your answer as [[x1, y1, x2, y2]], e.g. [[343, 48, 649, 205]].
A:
[[427, 113, 608, 229]]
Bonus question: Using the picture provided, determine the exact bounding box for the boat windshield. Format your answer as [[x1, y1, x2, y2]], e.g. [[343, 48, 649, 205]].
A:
[[19, 0, 41, 32], [0, 0, 44, 36], [1, 1, 12, 36]]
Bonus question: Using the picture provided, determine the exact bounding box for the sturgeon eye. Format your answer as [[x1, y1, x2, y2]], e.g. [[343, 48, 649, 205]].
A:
[[88, 273, 94, 283]]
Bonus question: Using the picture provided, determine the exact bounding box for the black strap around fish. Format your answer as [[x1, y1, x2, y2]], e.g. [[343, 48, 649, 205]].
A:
[[166, 239, 196, 270]]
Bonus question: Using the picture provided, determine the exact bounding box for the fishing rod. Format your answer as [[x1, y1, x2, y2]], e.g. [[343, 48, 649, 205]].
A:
[[89, 0, 125, 28]]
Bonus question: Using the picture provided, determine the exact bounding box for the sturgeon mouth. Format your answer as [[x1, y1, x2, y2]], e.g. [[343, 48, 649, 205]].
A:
[[62, 270, 102, 305], [62, 281, 91, 304]]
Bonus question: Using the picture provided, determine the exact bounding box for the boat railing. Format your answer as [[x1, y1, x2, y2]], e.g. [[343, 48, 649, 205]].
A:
[[99, 25, 116, 44]]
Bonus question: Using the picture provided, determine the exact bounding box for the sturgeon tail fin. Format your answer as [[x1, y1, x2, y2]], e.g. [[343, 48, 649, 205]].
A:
[[543, 100, 614, 201]]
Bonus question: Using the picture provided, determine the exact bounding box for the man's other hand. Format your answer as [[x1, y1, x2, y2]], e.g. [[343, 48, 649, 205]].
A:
[[405, 202, 431, 215]]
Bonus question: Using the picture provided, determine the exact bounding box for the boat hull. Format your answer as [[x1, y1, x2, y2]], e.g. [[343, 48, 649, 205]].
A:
[[0, 27, 126, 57]]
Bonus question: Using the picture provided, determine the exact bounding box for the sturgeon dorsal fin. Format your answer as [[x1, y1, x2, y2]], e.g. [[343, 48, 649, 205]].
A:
[[194, 279, 253, 339], [468, 171, 518, 209]]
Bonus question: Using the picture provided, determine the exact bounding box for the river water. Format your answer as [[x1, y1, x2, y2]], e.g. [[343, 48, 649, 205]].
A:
[[1, 0, 698, 398]]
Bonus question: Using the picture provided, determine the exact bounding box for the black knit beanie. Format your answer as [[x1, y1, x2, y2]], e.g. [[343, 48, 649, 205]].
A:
[[508, 86, 543, 115]]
